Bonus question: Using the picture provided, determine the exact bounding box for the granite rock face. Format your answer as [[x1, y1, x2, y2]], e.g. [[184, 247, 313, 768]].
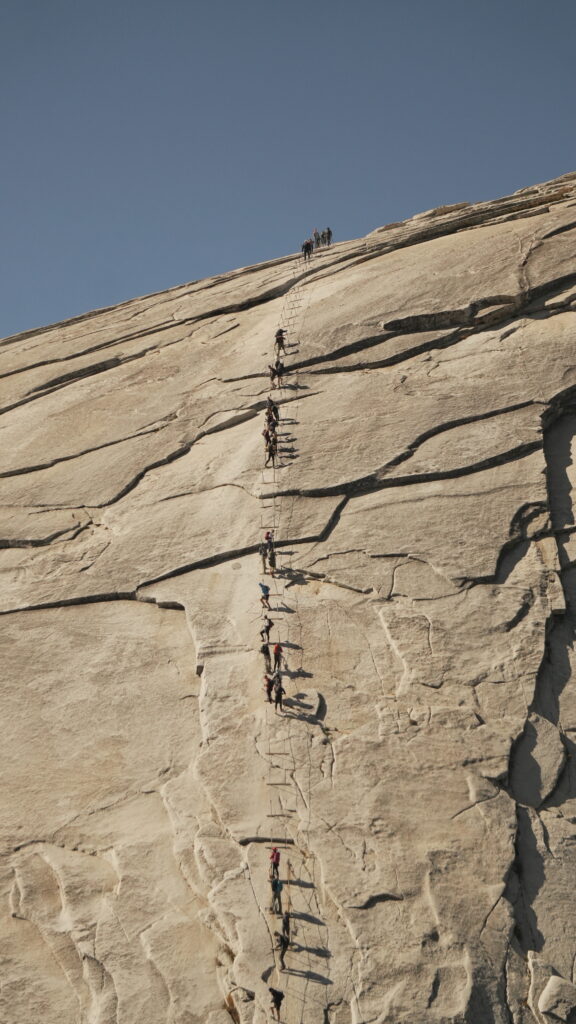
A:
[[3, 173, 576, 1022]]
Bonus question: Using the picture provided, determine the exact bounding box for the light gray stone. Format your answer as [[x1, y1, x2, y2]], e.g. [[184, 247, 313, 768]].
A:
[[538, 975, 576, 1019], [3, 173, 576, 1022]]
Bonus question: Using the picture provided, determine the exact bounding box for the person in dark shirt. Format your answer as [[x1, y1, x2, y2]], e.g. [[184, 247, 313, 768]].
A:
[[275, 931, 289, 970], [261, 643, 271, 673], [269, 987, 284, 1020], [273, 678, 286, 713]]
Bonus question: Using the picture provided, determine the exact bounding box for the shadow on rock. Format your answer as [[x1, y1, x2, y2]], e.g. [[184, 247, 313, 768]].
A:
[[285, 968, 332, 985], [291, 911, 324, 926]]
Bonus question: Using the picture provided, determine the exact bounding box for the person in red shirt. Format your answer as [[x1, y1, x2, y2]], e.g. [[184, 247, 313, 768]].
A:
[[273, 643, 283, 671], [270, 846, 280, 879]]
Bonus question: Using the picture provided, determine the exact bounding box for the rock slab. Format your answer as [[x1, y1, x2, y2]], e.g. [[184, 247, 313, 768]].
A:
[[3, 173, 576, 1022]]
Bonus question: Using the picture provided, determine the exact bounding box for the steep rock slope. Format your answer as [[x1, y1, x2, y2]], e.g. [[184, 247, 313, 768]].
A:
[[3, 173, 576, 1023]]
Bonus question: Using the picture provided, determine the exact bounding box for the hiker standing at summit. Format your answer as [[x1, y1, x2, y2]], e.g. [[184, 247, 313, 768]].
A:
[[301, 238, 313, 261]]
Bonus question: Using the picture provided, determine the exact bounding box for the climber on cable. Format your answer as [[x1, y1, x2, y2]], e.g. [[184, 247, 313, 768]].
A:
[[270, 876, 283, 915], [269, 846, 281, 879], [266, 419, 277, 442], [275, 930, 289, 970], [274, 329, 287, 356], [274, 678, 286, 713], [261, 642, 272, 673], [267, 547, 277, 576], [266, 396, 279, 425], [269, 987, 284, 1020], [273, 642, 283, 671], [260, 616, 273, 642]]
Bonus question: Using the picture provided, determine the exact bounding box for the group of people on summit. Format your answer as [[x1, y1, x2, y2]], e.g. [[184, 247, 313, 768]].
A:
[[301, 226, 332, 260]]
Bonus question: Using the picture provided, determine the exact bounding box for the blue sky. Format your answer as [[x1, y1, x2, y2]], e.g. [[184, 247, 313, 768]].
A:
[[1, 0, 574, 337]]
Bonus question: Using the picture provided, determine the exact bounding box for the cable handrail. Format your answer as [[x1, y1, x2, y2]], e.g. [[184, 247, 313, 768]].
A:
[[240, 249, 336, 1023]]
